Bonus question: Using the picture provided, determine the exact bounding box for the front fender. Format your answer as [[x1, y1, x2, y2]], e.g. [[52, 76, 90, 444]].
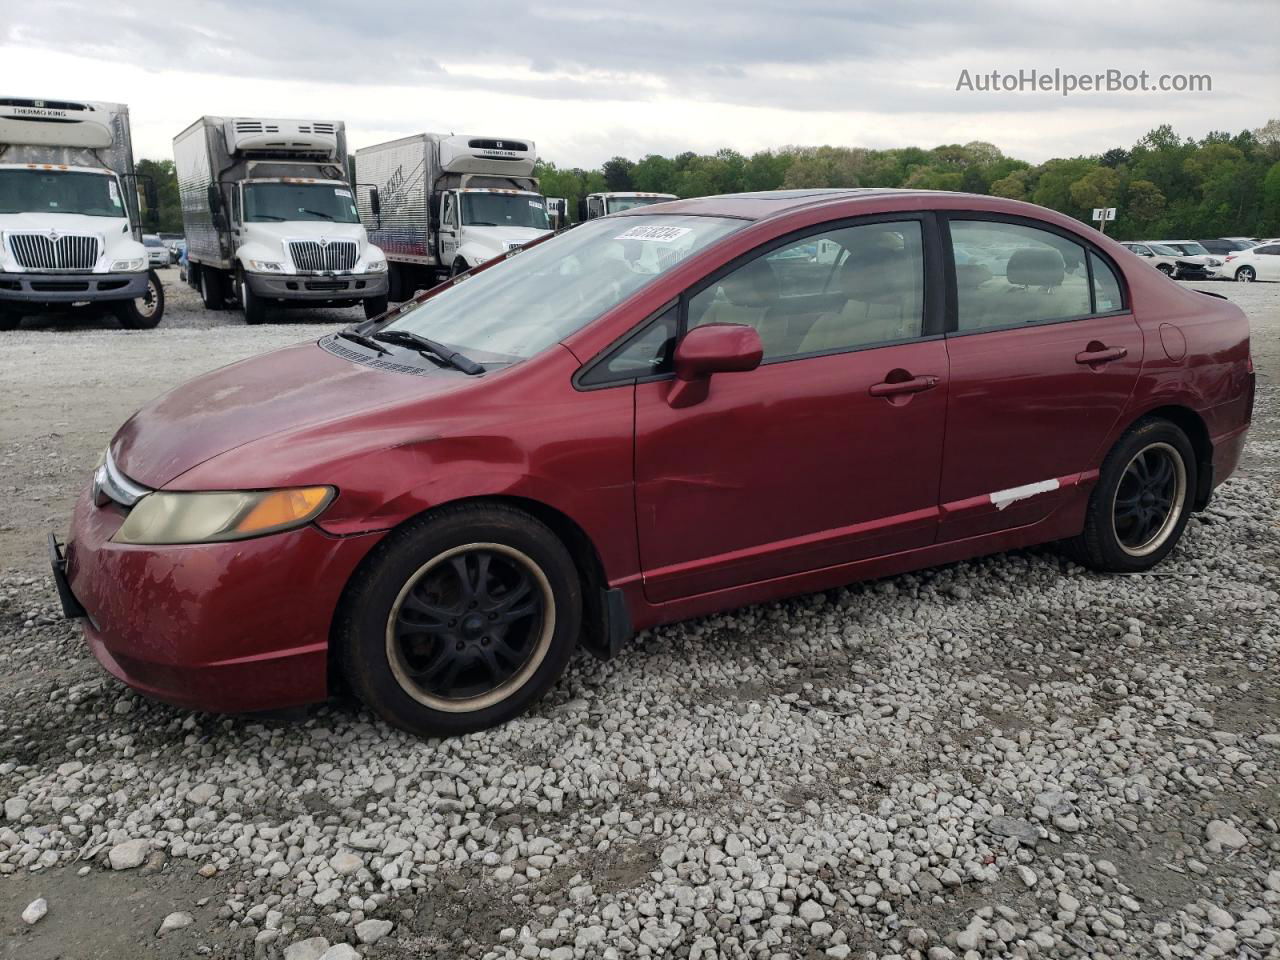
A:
[[456, 242, 505, 268]]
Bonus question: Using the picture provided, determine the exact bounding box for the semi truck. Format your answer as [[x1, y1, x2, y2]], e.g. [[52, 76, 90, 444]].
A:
[[0, 96, 163, 330], [355, 133, 552, 299], [579, 192, 677, 221], [173, 116, 388, 324]]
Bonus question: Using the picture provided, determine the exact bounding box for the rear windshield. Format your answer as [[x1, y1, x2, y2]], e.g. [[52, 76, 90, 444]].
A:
[[383, 215, 745, 361]]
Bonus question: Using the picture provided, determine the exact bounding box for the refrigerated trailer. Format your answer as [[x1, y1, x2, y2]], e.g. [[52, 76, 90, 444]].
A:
[[173, 116, 388, 324], [0, 97, 163, 329], [355, 133, 552, 300]]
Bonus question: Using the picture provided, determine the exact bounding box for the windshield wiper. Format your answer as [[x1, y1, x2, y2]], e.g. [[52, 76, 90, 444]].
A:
[[373, 330, 484, 375], [250, 214, 287, 221], [301, 209, 335, 220], [335, 329, 390, 355]]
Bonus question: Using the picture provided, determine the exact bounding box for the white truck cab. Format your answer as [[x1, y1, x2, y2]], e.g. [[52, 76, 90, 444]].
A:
[[174, 117, 388, 324], [357, 134, 552, 299], [0, 97, 162, 330], [579, 192, 678, 221]]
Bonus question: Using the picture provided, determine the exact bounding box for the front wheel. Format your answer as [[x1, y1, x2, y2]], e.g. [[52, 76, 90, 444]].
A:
[[451, 258, 468, 278], [1064, 418, 1195, 572], [1235, 266, 1256, 283], [336, 503, 582, 737], [241, 276, 268, 325], [1156, 263, 1175, 278], [114, 270, 165, 329], [363, 294, 389, 320]]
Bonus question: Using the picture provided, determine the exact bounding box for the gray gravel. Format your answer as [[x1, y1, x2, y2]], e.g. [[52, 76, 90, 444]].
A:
[[0, 275, 1277, 958]]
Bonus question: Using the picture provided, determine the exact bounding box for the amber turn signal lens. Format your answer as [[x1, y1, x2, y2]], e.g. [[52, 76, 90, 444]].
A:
[[234, 487, 332, 535]]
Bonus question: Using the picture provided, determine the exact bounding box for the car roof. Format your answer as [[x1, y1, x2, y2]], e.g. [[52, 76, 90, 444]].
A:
[[615, 187, 994, 221]]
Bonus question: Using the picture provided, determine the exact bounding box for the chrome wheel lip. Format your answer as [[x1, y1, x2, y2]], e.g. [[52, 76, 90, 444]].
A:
[[136, 276, 160, 319], [385, 542, 555, 713], [1111, 441, 1187, 558]]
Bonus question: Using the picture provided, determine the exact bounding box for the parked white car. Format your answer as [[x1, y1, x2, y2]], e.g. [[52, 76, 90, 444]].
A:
[[142, 234, 169, 268], [1220, 241, 1280, 282], [1150, 240, 1225, 278], [1120, 241, 1214, 280]]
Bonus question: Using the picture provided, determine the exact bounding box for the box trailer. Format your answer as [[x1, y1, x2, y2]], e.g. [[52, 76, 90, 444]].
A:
[[356, 133, 551, 300], [173, 116, 387, 324], [0, 96, 163, 329]]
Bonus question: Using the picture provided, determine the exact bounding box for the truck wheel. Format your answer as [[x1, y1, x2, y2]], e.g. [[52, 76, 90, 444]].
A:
[[241, 277, 269, 325], [451, 258, 468, 278], [114, 270, 165, 329], [199, 267, 226, 311], [387, 265, 405, 302], [363, 295, 389, 320]]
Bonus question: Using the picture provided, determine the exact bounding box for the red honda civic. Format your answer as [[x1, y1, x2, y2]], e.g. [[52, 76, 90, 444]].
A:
[[52, 189, 1254, 736]]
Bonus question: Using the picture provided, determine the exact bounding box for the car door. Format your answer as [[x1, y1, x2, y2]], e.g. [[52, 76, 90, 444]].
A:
[[1254, 244, 1280, 280], [937, 216, 1143, 541], [627, 216, 950, 604], [439, 192, 459, 264]]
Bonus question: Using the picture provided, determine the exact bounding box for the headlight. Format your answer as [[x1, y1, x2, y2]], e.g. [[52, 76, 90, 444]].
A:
[[364, 259, 387, 274], [113, 487, 334, 545], [1207, 258, 1222, 266], [248, 260, 284, 272], [111, 258, 146, 272]]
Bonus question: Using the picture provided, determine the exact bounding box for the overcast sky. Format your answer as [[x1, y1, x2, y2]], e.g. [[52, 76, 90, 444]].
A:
[[4, 0, 1278, 168]]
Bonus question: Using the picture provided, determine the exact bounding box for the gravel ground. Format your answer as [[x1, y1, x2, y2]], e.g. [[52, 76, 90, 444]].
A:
[[0, 274, 1277, 960]]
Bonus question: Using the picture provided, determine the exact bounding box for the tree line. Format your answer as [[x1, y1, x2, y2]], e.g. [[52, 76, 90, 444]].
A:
[[538, 119, 1280, 239], [138, 118, 1280, 240]]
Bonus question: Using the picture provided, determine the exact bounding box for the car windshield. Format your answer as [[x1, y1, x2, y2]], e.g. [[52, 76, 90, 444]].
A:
[[383, 215, 744, 362], [606, 196, 673, 213], [460, 192, 550, 230], [144, 236, 164, 247], [244, 182, 360, 223], [1148, 243, 1180, 256], [0, 169, 126, 217], [1167, 242, 1209, 256]]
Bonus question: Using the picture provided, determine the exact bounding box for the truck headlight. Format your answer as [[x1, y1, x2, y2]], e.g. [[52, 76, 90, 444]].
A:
[[111, 258, 147, 272], [364, 259, 387, 274], [113, 487, 334, 545], [248, 260, 284, 272]]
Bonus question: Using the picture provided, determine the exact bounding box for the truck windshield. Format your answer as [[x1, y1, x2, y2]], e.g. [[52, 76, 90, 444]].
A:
[[244, 183, 360, 224], [382, 215, 744, 362], [460, 192, 550, 230], [0, 169, 126, 217], [606, 196, 673, 213]]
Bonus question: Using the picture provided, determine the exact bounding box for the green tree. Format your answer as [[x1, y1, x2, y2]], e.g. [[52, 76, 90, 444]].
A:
[[601, 156, 635, 192], [135, 158, 181, 233]]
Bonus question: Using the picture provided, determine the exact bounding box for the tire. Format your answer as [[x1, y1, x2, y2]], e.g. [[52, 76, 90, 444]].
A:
[[1156, 263, 1174, 278], [1235, 266, 1256, 283], [1064, 418, 1196, 573], [113, 270, 165, 329], [386, 264, 405, 302], [337, 503, 582, 737], [363, 294, 389, 320], [451, 258, 468, 278], [199, 266, 226, 311], [241, 275, 269, 325]]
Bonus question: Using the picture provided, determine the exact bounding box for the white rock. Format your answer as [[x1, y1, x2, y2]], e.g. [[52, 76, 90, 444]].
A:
[[22, 898, 48, 925], [157, 912, 193, 935], [354, 919, 393, 944], [1205, 820, 1248, 849], [284, 936, 331, 960], [798, 900, 825, 923], [330, 852, 363, 876], [319, 946, 361, 960], [108, 839, 150, 870], [4, 797, 28, 821], [186, 783, 218, 805]]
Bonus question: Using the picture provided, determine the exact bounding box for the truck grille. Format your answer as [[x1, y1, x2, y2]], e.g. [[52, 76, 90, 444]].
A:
[[7, 233, 100, 271], [288, 240, 358, 273]]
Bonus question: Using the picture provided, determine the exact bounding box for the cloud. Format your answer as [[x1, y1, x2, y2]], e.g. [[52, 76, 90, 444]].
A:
[[4, 0, 1276, 167]]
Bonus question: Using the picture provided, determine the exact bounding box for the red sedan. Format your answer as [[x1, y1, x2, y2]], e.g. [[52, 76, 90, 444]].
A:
[[52, 190, 1254, 736]]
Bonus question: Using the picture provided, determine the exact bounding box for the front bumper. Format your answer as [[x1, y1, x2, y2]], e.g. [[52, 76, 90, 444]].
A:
[[246, 271, 388, 302], [58, 485, 383, 713], [0, 270, 150, 304]]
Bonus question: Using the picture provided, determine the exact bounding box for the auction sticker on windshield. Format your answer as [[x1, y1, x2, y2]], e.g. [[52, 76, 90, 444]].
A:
[[615, 225, 692, 242]]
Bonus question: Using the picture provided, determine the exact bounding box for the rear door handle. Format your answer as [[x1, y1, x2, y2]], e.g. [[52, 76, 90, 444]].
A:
[[868, 375, 939, 397], [1075, 345, 1128, 365]]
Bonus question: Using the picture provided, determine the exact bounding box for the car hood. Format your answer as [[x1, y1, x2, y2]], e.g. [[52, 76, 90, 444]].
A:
[[112, 340, 462, 488]]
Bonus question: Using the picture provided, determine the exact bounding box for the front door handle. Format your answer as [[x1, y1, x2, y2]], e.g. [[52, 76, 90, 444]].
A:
[[1075, 345, 1128, 365], [868, 374, 939, 398]]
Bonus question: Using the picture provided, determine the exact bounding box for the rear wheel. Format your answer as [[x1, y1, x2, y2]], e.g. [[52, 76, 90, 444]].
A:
[[1064, 418, 1195, 573], [1235, 266, 1256, 283], [199, 266, 226, 311], [114, 270, 165, 329], [337, 503, 582, 737], [363, 294, 389, 320]]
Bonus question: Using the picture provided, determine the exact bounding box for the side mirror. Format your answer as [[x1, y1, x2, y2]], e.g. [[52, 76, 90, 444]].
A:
[[577, 198, 588, 222], [369, 188, 381, 218], [207, 184, 221, 213], [668, 323, 763, 408]]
